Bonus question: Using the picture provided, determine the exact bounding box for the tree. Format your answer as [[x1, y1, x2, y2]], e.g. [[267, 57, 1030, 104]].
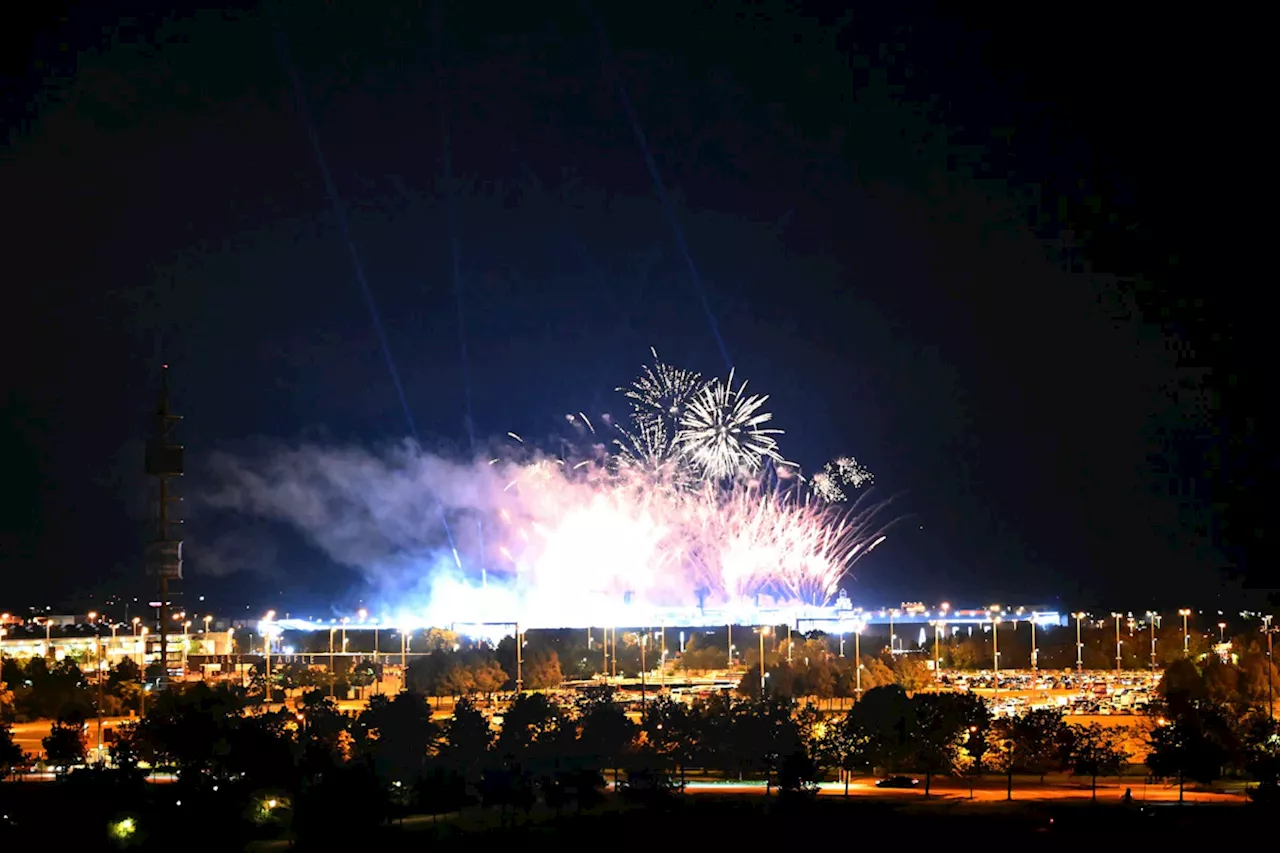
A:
[[43, 718, 88, 773], [105, 721, 148, 780], [1202, 657, 1241, 709], [847, 685, 915, 774], [470, 659, 507, 699], [893, 656, 933, 693], [496, 692, 562, 756], [443, 662, 475, 699], [355, 691, 438, 787], [804, 659, 837, 706], [911, 692, 967, 796], [816, 714, 868, 795], [1236, 649, 1280, 709], [640, 695, 697, 785], [438, 695, 492, 786], [990, 709, 1072, 799], [348, 661, 377, 698], [523, 649, 564, 690], [0, 722, 26, 776], [1158, 658, 1206, 716], [676, 635, 726, 671], [106, 658, 141, 696], [1146, 708, 1234, 802], [1067, 723, 1130, 800], [1238, 713, 1280, 792], [576, 688, 637, 776]]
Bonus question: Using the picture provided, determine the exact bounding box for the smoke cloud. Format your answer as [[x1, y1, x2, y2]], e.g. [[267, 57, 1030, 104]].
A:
[[203, 440, 891, 629]]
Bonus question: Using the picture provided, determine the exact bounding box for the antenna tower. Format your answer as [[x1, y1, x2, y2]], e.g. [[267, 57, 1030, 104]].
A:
[[145, 365, 184, 685]]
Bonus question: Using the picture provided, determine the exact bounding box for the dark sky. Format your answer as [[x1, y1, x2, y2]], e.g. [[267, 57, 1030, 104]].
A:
[[1, 3, 1258, 614]]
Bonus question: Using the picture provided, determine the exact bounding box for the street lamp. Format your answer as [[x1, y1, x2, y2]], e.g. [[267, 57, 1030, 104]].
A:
[[1030, 613, 1038, 678], [1262, 615, 1274, 720], [854, 622, 863, 702], [1111, 613, 1123, 674], [1218, 621, 1227, 645], [991, 615, 1002, 699], [328, 625, 337, 696], [400, 627, 409, 690], [138, 627, 148, 716], [1179, 609, 1191, 657], [758, 626, 771, 699], [182, 620, 192, 679], [889, 609, 899, 655], [203, 614, 212, 634], [1146, 611, 1159, 674], [263, 610, 276, 701], [1074, 612, 1087, 674], [936, 617, 947, 676]]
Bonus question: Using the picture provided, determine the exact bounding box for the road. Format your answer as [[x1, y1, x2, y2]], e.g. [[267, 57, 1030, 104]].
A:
[[660, 777, 1244, 804], [7, 717, 131, 757]]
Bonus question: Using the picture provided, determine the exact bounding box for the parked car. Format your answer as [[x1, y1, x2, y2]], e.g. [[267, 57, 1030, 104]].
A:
[[876, 776, 920, 788]]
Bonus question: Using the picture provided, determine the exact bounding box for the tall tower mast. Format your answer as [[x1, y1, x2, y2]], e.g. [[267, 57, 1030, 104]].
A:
[[145, 365, 184, 686]]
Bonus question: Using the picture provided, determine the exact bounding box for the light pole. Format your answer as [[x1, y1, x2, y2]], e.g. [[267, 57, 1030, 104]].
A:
[[1146, 611, 1159, 674], [727, 623, 733, 669], [639, 630, 647, 709], [992, 615, 1002, 699], [328, 625, 336, 696], [1218, 621, 1227, 644], [1030, 614, 1038, 677], [95, 626, 104, 760], [1074, 612, 1087, 674], [1112, 613, 1123, 674], [659, 626, 666, 688], [263, 610, 276, 702], [758, 626, 770, 699], [854, 623, 863, 702], [787, 623, 793, 664], [936, 617, 947, 676], [400, 628, 409, 690], [515, 623, 523, 693], [1262, 615, 1274, 720], [889, 609, 898, 655], [370, 616, 380, 695], [138, 627, 148, 716], [1179, 609, 1191, 657], [183, 620, 192, 679]]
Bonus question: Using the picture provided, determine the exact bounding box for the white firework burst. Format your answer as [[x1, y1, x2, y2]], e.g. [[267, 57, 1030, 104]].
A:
[[620, 347, 705, 426], [809, 456, 875, 503], [677, 368, 786, 480], [613, 417, 681, 475]]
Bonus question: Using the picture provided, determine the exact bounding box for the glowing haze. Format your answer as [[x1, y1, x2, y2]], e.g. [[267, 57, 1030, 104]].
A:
[[205, 352, 893, 628]]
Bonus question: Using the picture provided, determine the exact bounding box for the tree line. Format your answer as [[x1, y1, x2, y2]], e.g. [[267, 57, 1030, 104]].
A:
[[3, 649, 1279, 848]]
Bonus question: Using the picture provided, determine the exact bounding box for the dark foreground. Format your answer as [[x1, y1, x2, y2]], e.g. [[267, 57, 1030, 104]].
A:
[[2, 782, 1263, 850], [416, 797, 1264, 850]]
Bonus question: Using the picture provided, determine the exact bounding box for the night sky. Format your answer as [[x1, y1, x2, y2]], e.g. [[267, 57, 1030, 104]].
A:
[[1, 3, 1259, 614]]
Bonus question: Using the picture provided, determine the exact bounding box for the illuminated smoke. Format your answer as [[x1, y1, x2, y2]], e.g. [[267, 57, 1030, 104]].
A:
[[205, 349, 893, 627]]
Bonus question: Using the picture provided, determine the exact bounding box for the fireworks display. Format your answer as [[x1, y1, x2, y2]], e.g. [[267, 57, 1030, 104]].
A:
[[207, 349, 893, 629]]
